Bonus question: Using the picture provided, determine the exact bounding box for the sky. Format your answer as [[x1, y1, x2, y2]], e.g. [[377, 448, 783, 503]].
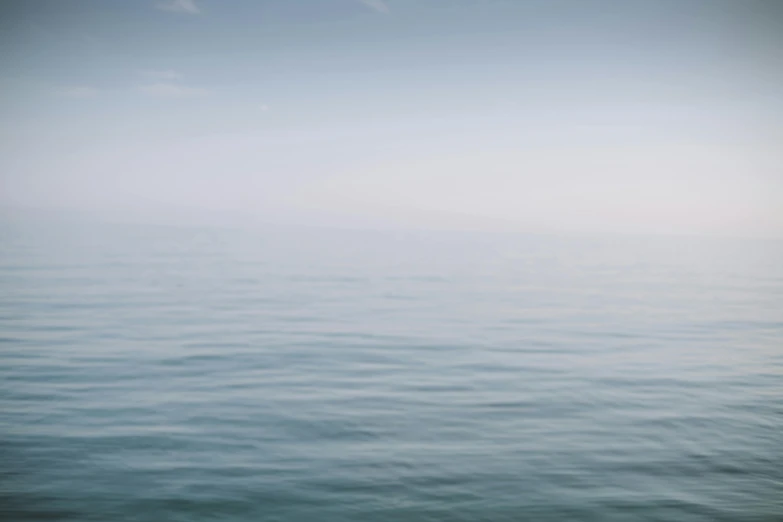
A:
[[1, 0, 781, 236]]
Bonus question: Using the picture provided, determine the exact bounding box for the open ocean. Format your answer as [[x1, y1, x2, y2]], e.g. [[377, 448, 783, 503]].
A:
[[1, 219, 781, 521]]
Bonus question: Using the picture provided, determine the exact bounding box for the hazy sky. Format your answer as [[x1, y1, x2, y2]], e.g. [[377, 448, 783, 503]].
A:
[[1, 0, 781, 236]]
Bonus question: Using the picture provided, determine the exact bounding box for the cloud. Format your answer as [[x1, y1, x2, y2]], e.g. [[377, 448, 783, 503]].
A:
[[139, 82, 208, 97], [357, 0, 389, 13], [259, 104, 269, 112], [142, 69, 182, 81], [156, 0, 201, 14], [58, 86, 99, 98]]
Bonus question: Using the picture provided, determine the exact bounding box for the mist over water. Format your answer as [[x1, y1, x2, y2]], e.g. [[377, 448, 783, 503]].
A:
[[2, 1, 782, 518], [1, 219, 781, 521]]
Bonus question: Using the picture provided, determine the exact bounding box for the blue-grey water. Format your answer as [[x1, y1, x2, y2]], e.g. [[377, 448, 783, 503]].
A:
[[1, 220, 781, 521]]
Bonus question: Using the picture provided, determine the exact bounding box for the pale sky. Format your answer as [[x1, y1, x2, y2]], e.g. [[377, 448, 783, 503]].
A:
[[1, 0, 781, 236]]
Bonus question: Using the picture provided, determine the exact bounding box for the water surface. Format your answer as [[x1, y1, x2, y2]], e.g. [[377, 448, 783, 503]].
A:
[[1, 221, 781, 521]]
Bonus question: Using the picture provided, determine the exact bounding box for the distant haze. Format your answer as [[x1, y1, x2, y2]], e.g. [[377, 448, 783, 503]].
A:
[[1, 0, 781, 237]]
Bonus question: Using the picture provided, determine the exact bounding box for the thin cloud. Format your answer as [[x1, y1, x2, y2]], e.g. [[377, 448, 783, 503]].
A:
[[357, 0, 390, 14], [259, 104, 269, 112], [139, 82, 208, 97], [156, 0, 201, 15], [58, 86, 99, 98], [142, 69, 182, 81]]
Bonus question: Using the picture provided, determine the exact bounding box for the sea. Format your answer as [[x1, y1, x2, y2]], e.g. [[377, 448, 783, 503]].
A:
[[1, 218, 781, 521]]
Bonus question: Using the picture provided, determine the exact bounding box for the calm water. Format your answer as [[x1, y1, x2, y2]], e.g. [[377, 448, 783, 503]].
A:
[[1, 220, 781, 521]]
